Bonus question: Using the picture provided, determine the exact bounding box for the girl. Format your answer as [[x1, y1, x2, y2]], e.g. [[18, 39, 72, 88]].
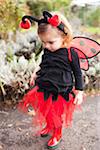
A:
[[19, 11, 84, 149]]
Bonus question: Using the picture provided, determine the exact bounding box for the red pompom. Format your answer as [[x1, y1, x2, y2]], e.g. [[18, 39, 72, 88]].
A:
[[19, 19, 31, 29], [48, 15, 60, 27]]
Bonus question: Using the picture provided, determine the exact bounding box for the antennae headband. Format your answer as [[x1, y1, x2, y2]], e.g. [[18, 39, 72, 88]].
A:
[[20, 11, 67, 35]]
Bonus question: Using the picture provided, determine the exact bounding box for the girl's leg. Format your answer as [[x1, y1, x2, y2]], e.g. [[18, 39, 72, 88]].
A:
[[40, 125, 50, 137], [47, 126, 62, 148], [46, 107, 63, 148], [40, 109, 54, 137]]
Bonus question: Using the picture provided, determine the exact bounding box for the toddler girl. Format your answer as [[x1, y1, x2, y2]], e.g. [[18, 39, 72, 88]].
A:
[[19, 11, 84, 149]]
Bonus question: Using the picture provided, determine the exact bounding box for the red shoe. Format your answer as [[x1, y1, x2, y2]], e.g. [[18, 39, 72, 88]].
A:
[[47, 127, 62, 149], [40, 125, 50, 137]]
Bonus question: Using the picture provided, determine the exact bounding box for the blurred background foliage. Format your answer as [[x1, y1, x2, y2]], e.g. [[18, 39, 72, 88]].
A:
[[86, 7, 100, 27], [0, 0, 100, 39], [0, 0, 100, 103], [26, 0, 71, 16], [0, 0, 22, 39], [72, 5, 100, 28]]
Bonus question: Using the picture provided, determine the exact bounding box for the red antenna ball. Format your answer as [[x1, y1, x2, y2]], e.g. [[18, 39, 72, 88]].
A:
[[19, 19, 31, 29]]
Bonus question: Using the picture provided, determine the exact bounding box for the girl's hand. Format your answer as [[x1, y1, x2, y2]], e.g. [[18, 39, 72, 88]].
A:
[[30, 66, 40, 86], [28, 109, 36, 116], [74, 90, 84, 105], [30, 73, 37, 86]]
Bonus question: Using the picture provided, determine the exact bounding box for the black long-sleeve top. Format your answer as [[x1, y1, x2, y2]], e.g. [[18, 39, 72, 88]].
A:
[[35, 48, 83, 100]]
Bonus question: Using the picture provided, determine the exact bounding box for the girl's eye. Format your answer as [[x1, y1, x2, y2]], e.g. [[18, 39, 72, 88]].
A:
[[42, 41, 55, 45], [49, 41, 54, 44]]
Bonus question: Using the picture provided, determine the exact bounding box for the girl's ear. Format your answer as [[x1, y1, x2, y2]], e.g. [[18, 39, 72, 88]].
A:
[[62, 36, 68, 48], [62, 30, 73, 48]]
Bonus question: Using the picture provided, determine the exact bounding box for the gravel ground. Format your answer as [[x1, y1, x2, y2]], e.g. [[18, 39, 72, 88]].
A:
[[0, 95, 100, 150]]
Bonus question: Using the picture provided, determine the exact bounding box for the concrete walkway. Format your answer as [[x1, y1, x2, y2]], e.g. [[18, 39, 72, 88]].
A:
[[0, 95, 100, 150]]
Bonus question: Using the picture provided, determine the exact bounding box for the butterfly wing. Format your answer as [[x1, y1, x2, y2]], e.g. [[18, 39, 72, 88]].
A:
[[70, 36, 100, 70], [71, 36, 100, 58], [73, 47, 89, 71]]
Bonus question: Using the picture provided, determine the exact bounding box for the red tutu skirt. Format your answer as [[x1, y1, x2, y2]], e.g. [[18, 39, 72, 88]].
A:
[[18, 86, 80, 132]]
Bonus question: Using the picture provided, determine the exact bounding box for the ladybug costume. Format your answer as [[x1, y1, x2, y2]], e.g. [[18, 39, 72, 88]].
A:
[[19, 11, 100, 149]]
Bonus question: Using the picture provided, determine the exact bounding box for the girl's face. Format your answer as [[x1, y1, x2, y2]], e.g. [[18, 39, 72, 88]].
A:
[[38, 25, 64, 52]]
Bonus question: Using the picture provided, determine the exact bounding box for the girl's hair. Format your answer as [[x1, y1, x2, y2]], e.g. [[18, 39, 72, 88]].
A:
[[38, 11, 73, 48]]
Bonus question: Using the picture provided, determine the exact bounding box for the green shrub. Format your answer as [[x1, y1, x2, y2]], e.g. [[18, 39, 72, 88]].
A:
[[0, 0, 22, 39], [74, 6, 100, 27], [26, 0, 71, 17], [86, 8, 100, 27], [26, 0, 52, 17]]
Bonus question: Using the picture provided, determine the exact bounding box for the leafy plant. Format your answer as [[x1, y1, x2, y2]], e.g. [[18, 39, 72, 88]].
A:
[[26, 0, 52, 17], [26, 0, 71, 17], [86, 8, 100, 27], [0, 0, 23, 39]]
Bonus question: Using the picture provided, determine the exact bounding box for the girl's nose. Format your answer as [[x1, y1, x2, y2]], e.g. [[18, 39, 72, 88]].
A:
[[44, 43, 50, 49]]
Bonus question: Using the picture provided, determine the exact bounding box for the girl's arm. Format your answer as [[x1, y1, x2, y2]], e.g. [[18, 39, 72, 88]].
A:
[[70, 49, 84, 105], [30, 65, 40, 85], [30, 50, 44, 85], [70, 49, 83, 91]]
